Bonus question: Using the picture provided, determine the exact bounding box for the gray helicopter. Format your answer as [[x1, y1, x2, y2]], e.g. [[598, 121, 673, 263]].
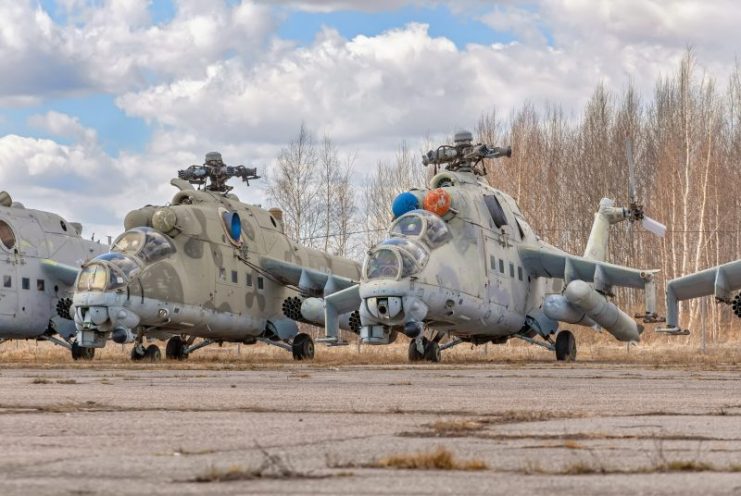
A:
[[0, 191, 107, 359], [662, 259, 741, 334], [321, 131, 666, 362]]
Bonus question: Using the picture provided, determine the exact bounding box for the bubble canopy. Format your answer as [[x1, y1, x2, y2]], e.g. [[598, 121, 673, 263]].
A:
[[363, 210, 450, 281], [112, 227, 176, 264]]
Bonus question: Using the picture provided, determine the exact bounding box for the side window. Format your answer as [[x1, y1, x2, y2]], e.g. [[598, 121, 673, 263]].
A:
[[3, 275, 10, 288], [37, 279, 45, 291], [218, 268, 226, 281], [246, 273, 253, 287], [490, 256, 496, 271], [498, 259, 505, 274], [517, 266, 523, 281], [257, 277, 264, 290], [231, 270, 238, 284], [22, 277, 30, 290], [483, 195, 508, 228], [509, 263, 515, 278]]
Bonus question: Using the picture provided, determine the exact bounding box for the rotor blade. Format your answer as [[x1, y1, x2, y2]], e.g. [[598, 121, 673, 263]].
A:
[[642, 216, 666, 237], [625, 139, 637, 204]]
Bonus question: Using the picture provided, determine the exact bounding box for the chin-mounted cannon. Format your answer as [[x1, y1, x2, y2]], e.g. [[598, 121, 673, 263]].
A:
[[178, 151, 260, 193], [422, 130, 512, 175]]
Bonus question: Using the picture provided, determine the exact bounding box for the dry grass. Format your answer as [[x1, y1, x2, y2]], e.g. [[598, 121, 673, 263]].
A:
[[429, 419, 486, 434], [525, 459, 741, 475], [188, 447, 329, 483], [374, 447, 488, 471], [1, 331, 740, 370]]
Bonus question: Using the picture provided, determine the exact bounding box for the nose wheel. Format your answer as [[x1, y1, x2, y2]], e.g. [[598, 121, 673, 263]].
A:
[[131, 344, 161, 362], [291, 333, 314, 360], [554, 330, 576, 362], [408, 337, 441, 363], [165, 336, 188, 360], [70, 342, 95, 361]]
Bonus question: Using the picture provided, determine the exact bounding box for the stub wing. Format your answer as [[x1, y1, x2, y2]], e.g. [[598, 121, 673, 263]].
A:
[[665, 260, 741, 329], [40, 259, 81, 287], [260, 256, 359, 296], [519, 244, 655, 290]]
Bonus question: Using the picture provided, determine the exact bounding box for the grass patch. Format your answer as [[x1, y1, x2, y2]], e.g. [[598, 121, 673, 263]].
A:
[[31, 377, 51, 384], [188, 447, 330, 483], [374, 447, 487, 471]]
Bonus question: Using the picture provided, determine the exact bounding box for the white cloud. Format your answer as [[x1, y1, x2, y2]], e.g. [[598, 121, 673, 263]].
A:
[[28, 111, 98, 145]]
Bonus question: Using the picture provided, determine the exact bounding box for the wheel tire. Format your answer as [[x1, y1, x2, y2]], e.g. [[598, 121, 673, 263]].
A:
[[79, 346, 95, 360], [408, 337, 427, 362], [555, 330, 577, 362], [291, 333, 315, 361], [424, 340, 441, 363], [130, 346, 145, 361], [165, 336, 186, 360], [71, 342, 82, 361], [144, 344, 162, 362]]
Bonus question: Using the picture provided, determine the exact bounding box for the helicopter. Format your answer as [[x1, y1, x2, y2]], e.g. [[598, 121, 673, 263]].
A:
[[321, 131, 666, 362], [0, 190, 106, 359], [59, 152, 361, 361]]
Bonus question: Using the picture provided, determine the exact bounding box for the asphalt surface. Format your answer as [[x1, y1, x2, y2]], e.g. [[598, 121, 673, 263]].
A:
[[0, 363, 740, 495]]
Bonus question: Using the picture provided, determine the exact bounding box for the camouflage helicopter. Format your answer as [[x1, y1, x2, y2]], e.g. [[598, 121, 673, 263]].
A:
[[0, 191, 106, 359], [321, 131, 665, 362], [63, 152, 361, 361]]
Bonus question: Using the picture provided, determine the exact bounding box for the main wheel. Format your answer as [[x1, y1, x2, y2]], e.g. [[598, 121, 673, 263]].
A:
[[424, 340, 441, 362], [291, 333, 315, 360], [165, 336, 187, 360], [555, 330, 576, 362], [130, 345, 145, 361], [408, 337, 427, 362], [144, 344, 161, 362], [71, 342, 95, 361]]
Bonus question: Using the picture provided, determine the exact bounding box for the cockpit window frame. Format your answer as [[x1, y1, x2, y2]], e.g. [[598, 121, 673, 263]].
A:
[[389, 210, 451, 250]]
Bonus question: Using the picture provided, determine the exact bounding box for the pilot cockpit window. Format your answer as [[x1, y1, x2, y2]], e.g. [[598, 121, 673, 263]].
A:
[[483, 195, 508, 228], [77, 264, 108, 292], [0, 220, 16, 250], [365, 249, 401, 280], [112, 227, 176, 264], [390, 210, 451, 249], [95, 252, 140, 279], [391, 215, 423, 237], [381, 238, 429, 268]]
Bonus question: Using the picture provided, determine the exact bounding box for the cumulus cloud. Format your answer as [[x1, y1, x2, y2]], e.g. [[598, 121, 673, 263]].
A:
[[0, 0, 276, 99]]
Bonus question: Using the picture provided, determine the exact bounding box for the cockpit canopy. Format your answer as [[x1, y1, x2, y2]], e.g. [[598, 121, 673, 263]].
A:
[[363, 210, 451, 281], [112, 227, 176, 264], [389, 210, 451, 249]]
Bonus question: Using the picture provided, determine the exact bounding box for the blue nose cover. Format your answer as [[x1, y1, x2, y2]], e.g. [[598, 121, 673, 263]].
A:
[[392, 191, 419, 218]]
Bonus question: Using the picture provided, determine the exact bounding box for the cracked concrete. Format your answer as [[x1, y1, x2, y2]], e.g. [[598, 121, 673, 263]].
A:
[[0, 364, 740, 495]]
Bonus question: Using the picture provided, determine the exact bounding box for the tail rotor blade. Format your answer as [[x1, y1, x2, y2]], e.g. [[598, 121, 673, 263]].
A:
[[642, 216, 666, 237]]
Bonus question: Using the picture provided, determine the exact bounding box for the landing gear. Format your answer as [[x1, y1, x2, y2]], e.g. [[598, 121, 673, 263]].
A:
[[408, 337, 441, 362], [71, 342, 95, 360], [165, 336, 188, 360], [131, 344, 161, 362], [555, 330, 576, 362], [291, 333, 314, 360]]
